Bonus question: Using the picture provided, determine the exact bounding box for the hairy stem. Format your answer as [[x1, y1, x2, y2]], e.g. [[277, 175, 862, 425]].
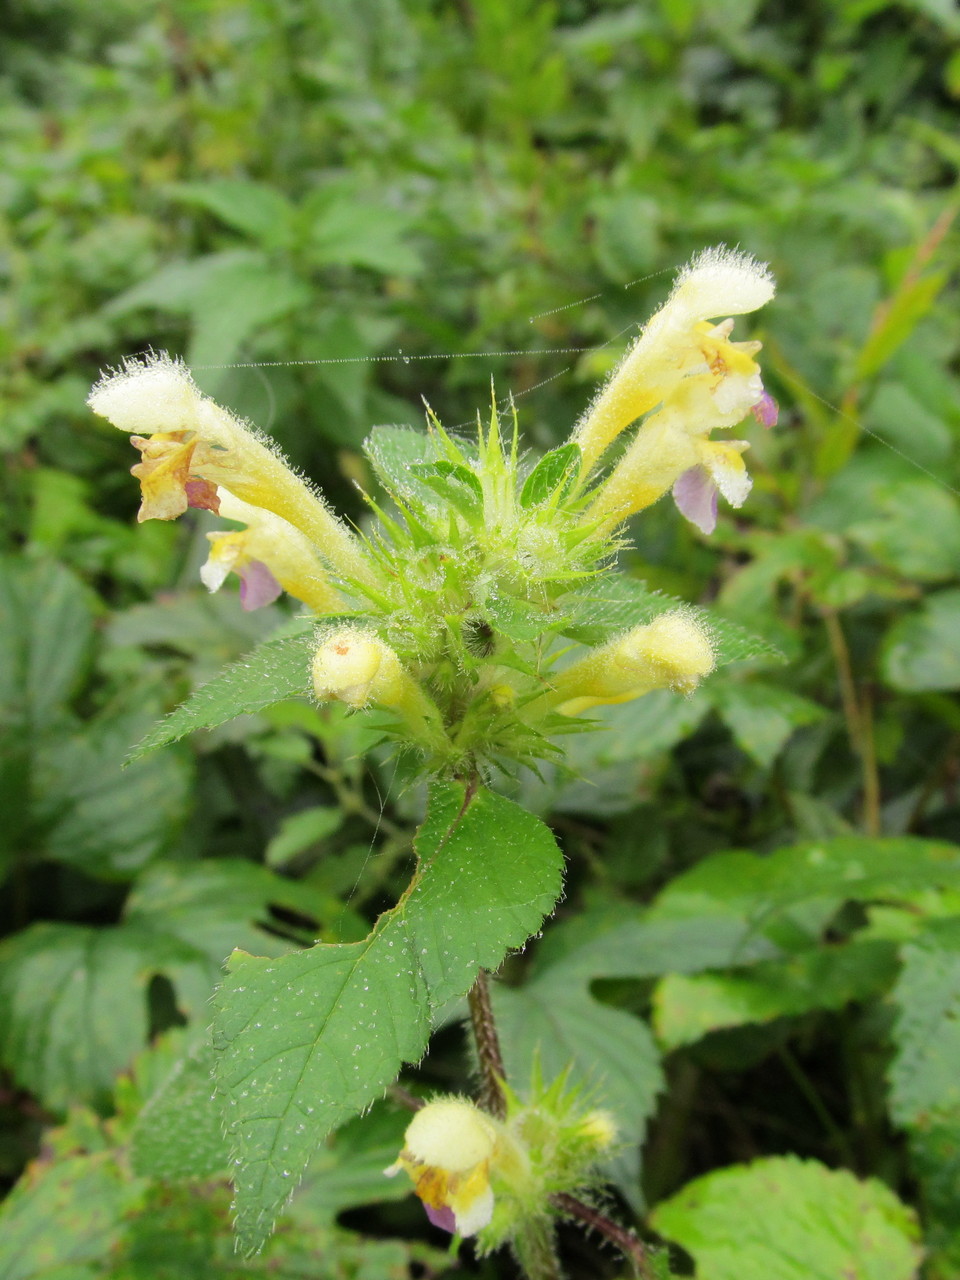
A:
[[514, 1216, 562, 1280], [468, 968, 507, 1120], [551, 1194, 656, 1279]]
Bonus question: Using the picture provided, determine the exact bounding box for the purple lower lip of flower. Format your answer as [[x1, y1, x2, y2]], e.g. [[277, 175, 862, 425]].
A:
[[238, 560, 282, 610], [751, 392, 779, 429], [672, 466, 718, 535], [424, 1202, 458, 1234]]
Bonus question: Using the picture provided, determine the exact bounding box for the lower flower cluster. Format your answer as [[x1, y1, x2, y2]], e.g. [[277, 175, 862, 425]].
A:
[[385, 1087, 617, 1249]]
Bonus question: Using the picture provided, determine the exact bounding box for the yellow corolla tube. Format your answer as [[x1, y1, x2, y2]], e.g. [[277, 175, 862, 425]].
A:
[[385, 1098, 501, 1237], [200, 490, 342, 614], [549, 610, 715, 717], [573, 246, 775, 474], [87, 353, 377, 589]]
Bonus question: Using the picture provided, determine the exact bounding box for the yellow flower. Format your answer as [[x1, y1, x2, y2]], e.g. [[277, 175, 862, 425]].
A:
[[549, 611, 715, 716], [385, 1098, 500, 1236], [200, 491, 341, 613], [574, 246, 775, 474], [584, 339, 772, 533], [88, 354, 375, 588]]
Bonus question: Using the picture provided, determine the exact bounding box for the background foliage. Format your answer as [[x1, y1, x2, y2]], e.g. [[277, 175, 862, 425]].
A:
[[2, 0, 959, 1276]]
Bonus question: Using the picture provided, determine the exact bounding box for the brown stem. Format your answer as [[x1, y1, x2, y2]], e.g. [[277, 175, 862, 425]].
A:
[[387, 1083, 423, 1112], [551, 1194, 656, 1280], [468, 969, 507, 1120], [821, 608, 881, 835]]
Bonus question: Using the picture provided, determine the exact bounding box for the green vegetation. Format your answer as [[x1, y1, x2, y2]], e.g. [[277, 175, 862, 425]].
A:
[[2, 2, 959, 1277]]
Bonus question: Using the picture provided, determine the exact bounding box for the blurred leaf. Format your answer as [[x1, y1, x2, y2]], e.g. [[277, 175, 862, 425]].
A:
[[854, 272, 947, 382], [888, 919, 960, 1129], [131, 1039, 228, 1182], [309, 199, 421, 276], [0, 1153, 145, 1280], [650, 836, 960, 928], [846, 481, 960, 583], [651, 1156, 922, 1280], [883, 589, 960, 692], [34, 707, 191, 879], [165, 181, 295, 247], [711, 681, 827, 768], [653, 939, 898, 1050], [0, 557, 95, 734], [864, 382, 952, 467], [291, 1103, 413, 1227], [0, 922, 216, 1110], [125, 859, 330, 965], [265, 807, 343, 868]]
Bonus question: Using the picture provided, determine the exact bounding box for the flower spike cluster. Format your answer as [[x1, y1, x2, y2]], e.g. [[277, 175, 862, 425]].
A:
[[385, 1081, 618, 1250], [88, 247, 776, 777]]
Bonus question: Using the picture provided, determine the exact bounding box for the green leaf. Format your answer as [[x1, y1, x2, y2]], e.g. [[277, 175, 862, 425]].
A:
[[846, 481, 960, 583], [165, 180, 295, 246], [650, 836, 960, 930], [0, 1153, 145, 1280], [653, 939, 898, 1050], [410, 460, 484, 518], [519, 443, 581, 508], [494, 964, 663, 1205], [128, 632, 316, 761], [309, 199, 421, 275], [651, 1156, 922, 1280], [107, 250, 310, 381], [404, 783, 564, 1007], [854, 270, 947, 381], [363, 425, 445, 498], [0, 922, 216, 1110], [125, 859, 329, 965], [560, 575, 782, 665], [883, 589, 960, 692], [265, 806, 343, 868], [482, 592, 552, 642], [213, 781, 563, 1252], [131, 1039, 229, 1182], [711, 681, 827, 768], [888, 919, 960, 1129], [213, 920, 431, 1254], [34, 707, 192, 879], [0, 556, 95, 733]]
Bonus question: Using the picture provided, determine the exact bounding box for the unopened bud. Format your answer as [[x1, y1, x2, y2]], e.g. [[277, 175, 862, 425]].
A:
[[575, 1110, 618, 1152], [553, 611, 715, 716], [312, 629, 404, 709]]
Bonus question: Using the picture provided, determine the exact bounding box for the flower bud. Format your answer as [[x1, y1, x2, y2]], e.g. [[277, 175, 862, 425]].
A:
[[575, 1109, 618, 1152], [312, 629, 405, 709], [552, 611, 715, 716]]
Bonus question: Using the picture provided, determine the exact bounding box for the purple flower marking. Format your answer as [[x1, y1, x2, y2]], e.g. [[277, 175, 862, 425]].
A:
[[424, 1202, 458, 1234], [672, 466, 719, 535], [751, 392, 779, 429], [238, 559, 282, 610]]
